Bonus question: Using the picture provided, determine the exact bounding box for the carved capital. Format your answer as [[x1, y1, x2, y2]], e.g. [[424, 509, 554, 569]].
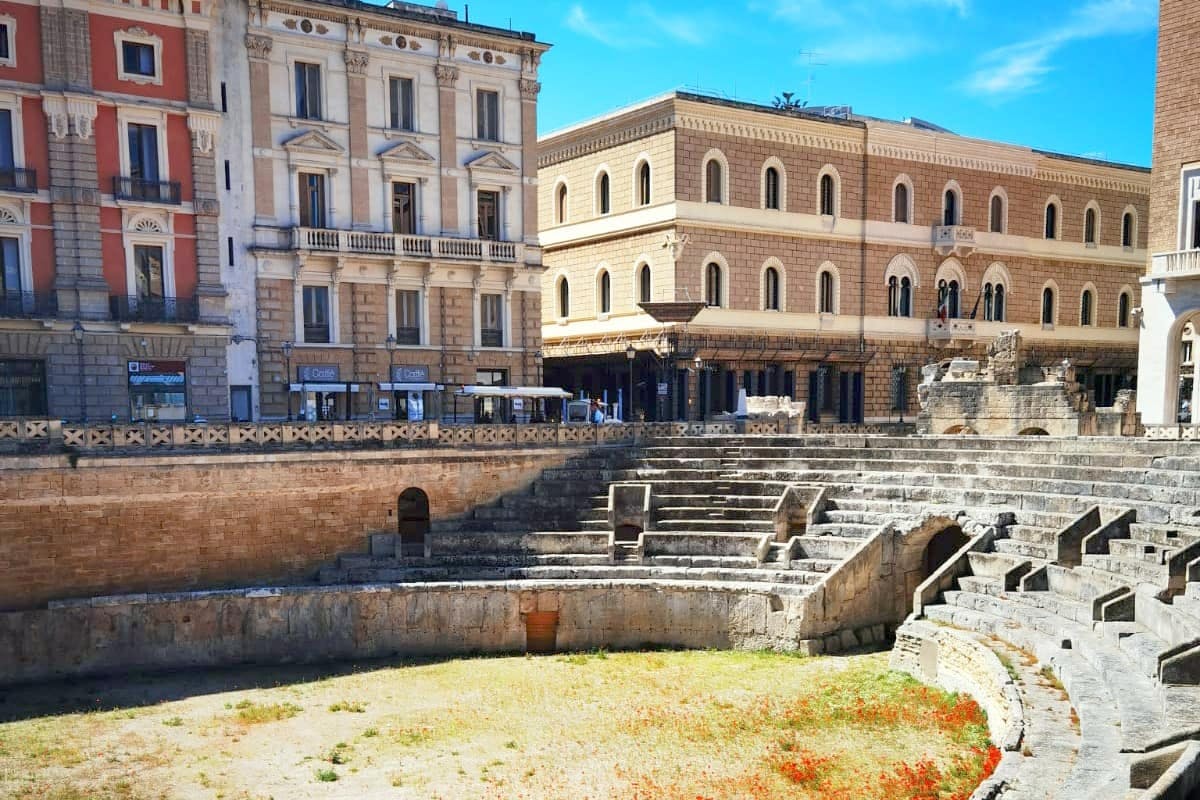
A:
[[435, 64, 459, 87], [42, 96, 68, 140], [344, 48, 369, 75], [64, 96, 98, 140], [245, 33, 273, 61], [519, 78, 541, 100], [187, 111, 220, 155]]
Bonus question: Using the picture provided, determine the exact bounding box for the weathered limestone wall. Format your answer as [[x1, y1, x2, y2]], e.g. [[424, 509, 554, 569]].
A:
[[0, 447, 587, 611], [0, 581, 795, 686], [919, 382, 1096, 437]]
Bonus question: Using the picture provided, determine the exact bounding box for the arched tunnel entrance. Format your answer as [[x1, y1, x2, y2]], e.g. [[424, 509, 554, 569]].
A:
[[398, 488, 431, 557]]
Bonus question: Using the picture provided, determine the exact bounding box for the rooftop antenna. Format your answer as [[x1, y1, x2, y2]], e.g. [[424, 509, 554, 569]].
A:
[[798, 50, 826, 106]]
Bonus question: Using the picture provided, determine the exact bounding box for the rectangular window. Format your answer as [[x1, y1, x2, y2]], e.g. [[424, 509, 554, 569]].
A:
[[127, 123, 160, 184], [302, 285, 330, 344], [396, 289, 420, 345], [0, 236, 19, 295], [476, 90, 499, 141], [298, 173, 326, 228], [227, 237, 234, 267], [1193, 201, 1200, 250], [220, 82, 228, 113], [389, 77, 415, 131], [477, 190, 499, 241], [392, 182, 416, 234], [0, 359, 47, 417], [294, 62, 322, 120], [0, 24, 10, 62], [0, 110, 13, 172], [122, 41, 156, 77], [480, 293, 503, 347], [890, 367, 908, 412], [133, 245, 165, 301], [224, 160, 231, 191]]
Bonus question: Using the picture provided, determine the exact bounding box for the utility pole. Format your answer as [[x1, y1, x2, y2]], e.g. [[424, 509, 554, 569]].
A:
[[798, 50, 827, 106]]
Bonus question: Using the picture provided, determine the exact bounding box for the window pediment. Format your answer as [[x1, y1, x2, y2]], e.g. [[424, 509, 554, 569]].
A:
[[465, 150, 519, 174], [283, 129, 345, 155], [378, 139, 436, 164]]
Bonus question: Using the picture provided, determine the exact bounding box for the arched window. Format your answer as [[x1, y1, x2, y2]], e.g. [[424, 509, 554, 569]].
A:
[[938, 279, 961, 319], [989, 194, 1004, 233], [1080, 288, 1094, 326], [638, 162, 651, 207], [598, 270, 611, 314], [557, 277, 569, 318], [764, 267, 780, 311], [598, 173, 610, 215], [705, 262, 722, 307], [894, 182, 909, 223], [983, 283, 993, 321], [819, 270, 835, 313], [764, 167, 781, 210], [1084, 207, 1097, 245], [819, 174, 835, 216], [1042, 287, 1055, 325], [705, 160, 723, 203], [1045, 202, 1058, 239], [943, 189, 958, 226], [887, 276, 899, 317], [638, 264, 651, 304], [1122, 212, 1134, 248], [1118, 291, 1131, 328], [900, 277, 912, 318], [556, 184, 568, 224]]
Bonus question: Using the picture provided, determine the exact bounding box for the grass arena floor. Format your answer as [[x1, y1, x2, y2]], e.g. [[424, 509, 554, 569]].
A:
[[0, 649, 1000, 800]]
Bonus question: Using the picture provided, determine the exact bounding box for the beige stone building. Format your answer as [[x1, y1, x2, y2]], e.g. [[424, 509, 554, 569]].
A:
[[538, 93, 1149, 424], [246, 0, 548, 421]]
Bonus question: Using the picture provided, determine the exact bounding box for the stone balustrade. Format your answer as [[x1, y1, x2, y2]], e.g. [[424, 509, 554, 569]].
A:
[[0, 418, 786, 454], [292, 227, 522, 263]]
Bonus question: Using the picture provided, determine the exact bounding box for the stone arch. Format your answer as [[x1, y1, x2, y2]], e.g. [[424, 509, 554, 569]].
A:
[[397, 487, 430, 557], [944, 424, 977, 435], [1019, 427, 1050, 436], [895, 514, 973, 618]]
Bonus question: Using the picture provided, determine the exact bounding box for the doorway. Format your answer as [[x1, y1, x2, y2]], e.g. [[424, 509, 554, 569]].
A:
[[397, 488, 430, 557], [922, 526, 968, 579]]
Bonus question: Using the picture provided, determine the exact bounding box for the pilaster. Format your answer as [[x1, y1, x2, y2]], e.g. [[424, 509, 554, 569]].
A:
[[435, 62, 459, 235], [246, 33, 276, 223], [185, 29, 213, 109], [345, 48, 371, 228], [189, 111, 228, 323], [519, 78, 540, 246]]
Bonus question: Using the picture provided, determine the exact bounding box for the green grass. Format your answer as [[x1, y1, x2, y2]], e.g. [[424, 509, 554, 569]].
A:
[[233, 701, 302, 724]]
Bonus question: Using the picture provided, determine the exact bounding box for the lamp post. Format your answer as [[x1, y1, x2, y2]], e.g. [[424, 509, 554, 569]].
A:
[[625, 344, 636, 422], [385, 334, 397, 421], [281, 341, 294, 421], [72, 321, 87, 423]]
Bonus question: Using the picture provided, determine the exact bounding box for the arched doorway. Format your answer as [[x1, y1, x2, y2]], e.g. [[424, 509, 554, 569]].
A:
[[397, 488, 430, 557], [1018, 427, 1050, 436], [923, 525, 968, 580]]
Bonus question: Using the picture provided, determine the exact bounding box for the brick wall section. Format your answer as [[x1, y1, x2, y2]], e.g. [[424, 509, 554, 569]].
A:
[[0, 446, 587, 611], [1150, 0, 1200, 255]]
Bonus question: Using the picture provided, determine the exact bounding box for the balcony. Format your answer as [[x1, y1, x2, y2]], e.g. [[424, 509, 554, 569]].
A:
[[113, 177, 182, 205], [292, 228, 521, 263], [927, 317, 976, 341], [1150, 250, 1200, 281], [109, 295, 199, 324], [0, 291, 57, 318], [933, 225, 977, 257], [480, 328, 503, 348], [394, 326, 420, 346], [0, 168, 36, 194]]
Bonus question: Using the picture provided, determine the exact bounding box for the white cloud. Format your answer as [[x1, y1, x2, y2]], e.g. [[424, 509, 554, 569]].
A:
[[565, 3, 714, 48], [965, 0, 1156, 98], [631, 5, 715, 46], [564, 5, 637, 48]]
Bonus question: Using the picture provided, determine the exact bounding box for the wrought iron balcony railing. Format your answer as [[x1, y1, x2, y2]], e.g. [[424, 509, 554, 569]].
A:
[[480, 329, 503, 348], [0, 290, 57, 318], [394, 326, 420, 346], [113, 177, 182, 205], [109, 295, 198, 323], [0, 168, 37, 194]]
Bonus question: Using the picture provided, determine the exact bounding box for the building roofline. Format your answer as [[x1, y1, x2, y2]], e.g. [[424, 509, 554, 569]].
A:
[[286, 0, 549, 47], [1033, 149, 1150, 174]]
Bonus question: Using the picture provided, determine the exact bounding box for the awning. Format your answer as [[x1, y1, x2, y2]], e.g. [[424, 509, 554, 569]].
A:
[[454, 386, 572, 399], [378, 383, 442, 392], [289, 383, 362, 393]]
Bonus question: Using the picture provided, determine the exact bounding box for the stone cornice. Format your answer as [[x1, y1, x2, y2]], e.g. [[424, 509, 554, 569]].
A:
[[255, 0, 549, 57], [538, 106, 677, 169]]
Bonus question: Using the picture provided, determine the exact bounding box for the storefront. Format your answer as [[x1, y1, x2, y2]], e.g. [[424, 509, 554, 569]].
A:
[[128, 360, 187, 422], [378, 365, 442, 421], [453, 385, 571, 424], [290, 365, 360, 421]]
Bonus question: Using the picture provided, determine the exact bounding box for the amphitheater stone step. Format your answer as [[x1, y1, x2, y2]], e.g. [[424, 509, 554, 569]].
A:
[[1108, 538, 1177, 564], [1081, 554, 1169, 587], [793, 535, 862, 560], [993, 538, 1054, 561], [1127, 523, 1200, 548], [806, 522, 876, 539]]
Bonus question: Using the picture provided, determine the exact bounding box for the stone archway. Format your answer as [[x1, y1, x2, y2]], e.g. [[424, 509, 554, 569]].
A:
[[922, 526, 969, 580], [398, 488, 430, 557], [944, 425, 977, 435], [1018, 427, 1050, 436], [894, 515, 974, 619]]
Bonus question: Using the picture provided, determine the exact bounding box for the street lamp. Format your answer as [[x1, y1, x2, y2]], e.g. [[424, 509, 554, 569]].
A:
[[385, 334, 397, 421], [72, 322, 87, 424], [625, 344, 636, 422], [281, 340, 294, 421]]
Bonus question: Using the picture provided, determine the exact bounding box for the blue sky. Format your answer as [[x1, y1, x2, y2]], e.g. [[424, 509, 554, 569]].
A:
[[458, 0, 1158, 166]]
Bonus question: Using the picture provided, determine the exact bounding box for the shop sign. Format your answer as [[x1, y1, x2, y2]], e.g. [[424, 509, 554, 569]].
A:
[[392, 365, 431, 383], [657, 382, 669, 396], [128, 360, 186, 387], [298, 365, 340, 382]]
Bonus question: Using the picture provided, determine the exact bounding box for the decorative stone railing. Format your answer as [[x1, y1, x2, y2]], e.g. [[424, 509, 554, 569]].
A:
[[926, 318, 976, 341], [1146, 424, 1200, 441], [933, 225, 976, 257], [292, 227, 521, 263], [1150, 250, 1200, 280], [0, 418, 785, 454]]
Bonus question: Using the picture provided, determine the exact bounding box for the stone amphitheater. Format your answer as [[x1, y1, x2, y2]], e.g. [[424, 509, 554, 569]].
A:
[[5, 431, 1200, 798]]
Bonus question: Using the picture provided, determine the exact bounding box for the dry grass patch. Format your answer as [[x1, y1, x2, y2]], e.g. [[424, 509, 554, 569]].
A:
[[0, 650, 998, 800]]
